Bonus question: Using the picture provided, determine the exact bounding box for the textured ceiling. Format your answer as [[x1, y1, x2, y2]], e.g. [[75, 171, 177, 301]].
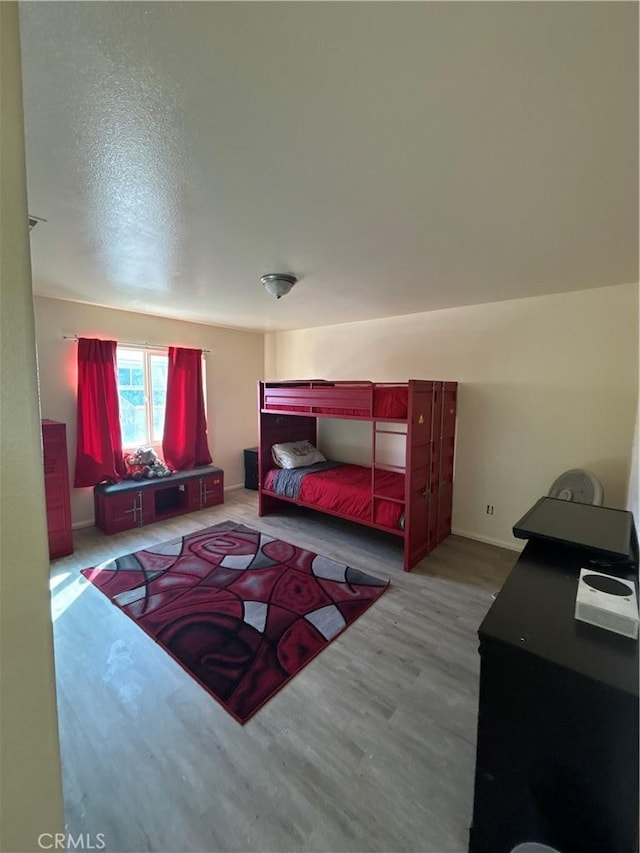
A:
[[19, 1, 639, 333]]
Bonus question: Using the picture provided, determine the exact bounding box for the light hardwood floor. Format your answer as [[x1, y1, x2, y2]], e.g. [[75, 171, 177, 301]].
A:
[[50, 489, 517, 853]]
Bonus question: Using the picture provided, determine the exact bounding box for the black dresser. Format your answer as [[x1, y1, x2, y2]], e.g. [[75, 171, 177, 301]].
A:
[[469, 539, 639, 853]]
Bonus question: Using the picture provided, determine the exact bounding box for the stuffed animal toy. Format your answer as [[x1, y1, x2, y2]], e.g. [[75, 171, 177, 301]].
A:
[[125, 447, 172, 480]]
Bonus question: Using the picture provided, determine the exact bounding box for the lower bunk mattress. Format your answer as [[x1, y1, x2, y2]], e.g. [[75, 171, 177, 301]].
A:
[[263, 462, 405, 530]]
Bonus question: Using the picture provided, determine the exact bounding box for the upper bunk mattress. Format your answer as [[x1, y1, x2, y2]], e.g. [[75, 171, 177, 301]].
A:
[[263, 385, 408, 419]]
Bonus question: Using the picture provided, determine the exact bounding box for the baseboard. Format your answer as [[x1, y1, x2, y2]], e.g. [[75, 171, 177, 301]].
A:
[[452, 527, 524, 553], [225, 483, 245, 492]]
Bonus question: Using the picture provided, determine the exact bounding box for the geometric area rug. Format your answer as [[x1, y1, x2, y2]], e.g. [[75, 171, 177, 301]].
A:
[[82, 521, 389, 724]]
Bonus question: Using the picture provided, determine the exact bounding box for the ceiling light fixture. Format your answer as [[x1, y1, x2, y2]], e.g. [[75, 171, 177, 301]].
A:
[[261, 273, 297, 299]]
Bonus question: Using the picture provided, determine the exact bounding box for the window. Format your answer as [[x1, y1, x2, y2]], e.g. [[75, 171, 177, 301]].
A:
[[116, 347, 168, 450]]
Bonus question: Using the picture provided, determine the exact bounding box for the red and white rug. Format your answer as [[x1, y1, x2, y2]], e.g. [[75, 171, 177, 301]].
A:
[[82, 521, 389, 723]]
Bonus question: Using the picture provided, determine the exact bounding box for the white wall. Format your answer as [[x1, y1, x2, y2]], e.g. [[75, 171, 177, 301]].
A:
[[35, 296, 264, 526], [266, 283, 639, 549], [0, 5, 64, 849]]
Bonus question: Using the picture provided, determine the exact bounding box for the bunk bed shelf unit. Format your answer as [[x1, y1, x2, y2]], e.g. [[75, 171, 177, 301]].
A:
[[258, 379, 457, 571]]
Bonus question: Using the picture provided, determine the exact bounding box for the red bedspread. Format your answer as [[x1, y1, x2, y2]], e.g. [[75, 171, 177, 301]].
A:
[[264, 463, 405, 530]]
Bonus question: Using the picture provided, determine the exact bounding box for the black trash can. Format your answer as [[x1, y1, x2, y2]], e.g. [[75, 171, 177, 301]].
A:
[[243, 447, 259, 490]]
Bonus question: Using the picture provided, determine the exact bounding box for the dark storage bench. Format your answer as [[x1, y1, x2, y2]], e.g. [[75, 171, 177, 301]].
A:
[[94, 465, 224, 534], [244, 447, 258, 490]]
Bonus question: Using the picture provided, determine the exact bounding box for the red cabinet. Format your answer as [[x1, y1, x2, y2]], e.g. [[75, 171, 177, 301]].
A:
[[436, 382, 457, 544], [410, 381, 457, 553], [94, 467, 224, 535], [184, 471, 224, 511], [94, 488, 154, 534], [42, 420, 73, 559]]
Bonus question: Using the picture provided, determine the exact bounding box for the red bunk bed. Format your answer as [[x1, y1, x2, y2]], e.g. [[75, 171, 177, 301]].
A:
[[258, 380, 457, 571]]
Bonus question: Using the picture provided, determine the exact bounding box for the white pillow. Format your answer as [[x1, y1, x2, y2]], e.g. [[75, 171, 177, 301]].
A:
[[271, 440, 326, 470]]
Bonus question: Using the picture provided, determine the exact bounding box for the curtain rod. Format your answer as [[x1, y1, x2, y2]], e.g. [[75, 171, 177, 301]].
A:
[[63, 335, 210, 354]]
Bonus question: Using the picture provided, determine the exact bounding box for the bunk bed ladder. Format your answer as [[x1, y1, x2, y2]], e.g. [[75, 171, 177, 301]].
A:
[[371, 419, 406, 529]]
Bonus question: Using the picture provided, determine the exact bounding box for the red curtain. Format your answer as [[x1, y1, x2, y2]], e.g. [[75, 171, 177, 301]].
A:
[[73, 338, 126, 487], [162, 347, 212, 471]]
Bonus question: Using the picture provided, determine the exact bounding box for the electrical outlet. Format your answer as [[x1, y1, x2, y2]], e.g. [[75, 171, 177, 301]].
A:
[[486, 504, 494, 515]]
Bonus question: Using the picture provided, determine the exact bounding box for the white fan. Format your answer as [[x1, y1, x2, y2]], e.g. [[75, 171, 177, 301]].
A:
[[548, 468, 604, 505]]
